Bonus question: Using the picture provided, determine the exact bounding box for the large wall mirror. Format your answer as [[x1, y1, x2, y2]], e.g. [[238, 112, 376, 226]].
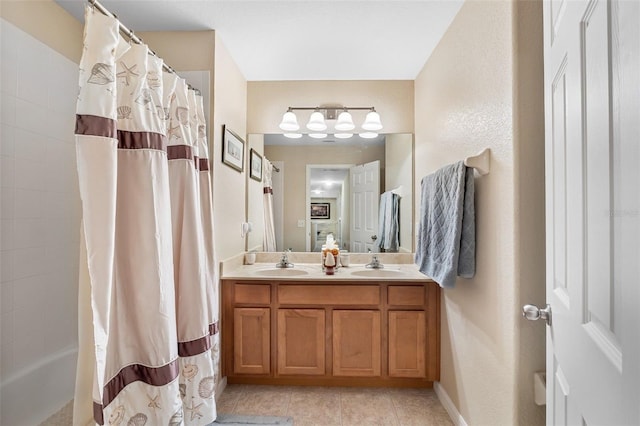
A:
[[247, 133, 414, 253]]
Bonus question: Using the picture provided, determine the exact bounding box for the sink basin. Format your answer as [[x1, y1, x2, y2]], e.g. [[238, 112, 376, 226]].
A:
[[350, 269, 408, 278], [253, 268, 310, 277]]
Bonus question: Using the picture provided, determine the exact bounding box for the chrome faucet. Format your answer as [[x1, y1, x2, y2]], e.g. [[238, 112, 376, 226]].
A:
[[365, 254, 384, 269], [275, 250, 294, 268]]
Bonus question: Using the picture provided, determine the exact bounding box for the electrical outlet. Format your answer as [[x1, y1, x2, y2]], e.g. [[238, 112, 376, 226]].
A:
[[297, 219, 305, 228]]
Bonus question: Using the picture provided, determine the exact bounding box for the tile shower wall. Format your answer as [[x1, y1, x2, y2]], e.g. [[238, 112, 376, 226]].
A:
[[1, 18, 80, 423]]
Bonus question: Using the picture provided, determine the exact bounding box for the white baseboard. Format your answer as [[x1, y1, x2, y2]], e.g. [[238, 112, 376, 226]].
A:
[[434, 381, 468, 426]]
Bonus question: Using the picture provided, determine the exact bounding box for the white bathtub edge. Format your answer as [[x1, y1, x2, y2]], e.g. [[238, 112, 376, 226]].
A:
[[0, 346, 78, 426]]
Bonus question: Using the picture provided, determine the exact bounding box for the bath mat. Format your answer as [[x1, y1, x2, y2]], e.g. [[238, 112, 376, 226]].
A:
[[210, 414, 294, 425]]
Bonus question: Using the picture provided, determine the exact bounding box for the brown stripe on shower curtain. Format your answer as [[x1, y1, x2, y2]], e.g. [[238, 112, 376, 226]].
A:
[[99, 358, 180, 415], [93, 401, 105, 425], [175, 323, 219, 362], [264, 187, 273, 194], [75, 114, 117, 138], [209, 322, 219, 335], [167, 144, 194, 161], [199, 158, 209, 171], [178, 334, 212, 357], [117, 130, 166, 151]]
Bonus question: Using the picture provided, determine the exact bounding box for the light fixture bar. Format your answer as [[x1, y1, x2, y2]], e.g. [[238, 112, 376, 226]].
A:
[[286, 106, 376, 112]]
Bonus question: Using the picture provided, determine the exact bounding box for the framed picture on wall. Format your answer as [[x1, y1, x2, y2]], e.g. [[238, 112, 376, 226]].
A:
[[249, 149, 263, 182], [222, 125, 244, 172], [310, 203, 330, 219]]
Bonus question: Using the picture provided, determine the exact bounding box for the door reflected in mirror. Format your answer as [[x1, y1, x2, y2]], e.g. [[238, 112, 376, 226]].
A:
[[250, 133, 413, 253]]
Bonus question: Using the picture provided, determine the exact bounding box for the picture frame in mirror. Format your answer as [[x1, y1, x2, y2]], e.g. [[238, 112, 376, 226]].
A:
[[249, 148, 263, 182], [310, 202, 330, 219]]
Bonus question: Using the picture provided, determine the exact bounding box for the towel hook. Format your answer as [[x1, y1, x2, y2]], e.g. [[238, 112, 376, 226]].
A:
[[464, 148, 491, 176]]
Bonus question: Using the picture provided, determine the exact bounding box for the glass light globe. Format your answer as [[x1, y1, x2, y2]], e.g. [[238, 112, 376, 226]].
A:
[[306, 111, 327, 131], [279, 111, 299, 131], [362, 111, 383, 131], [359, 132, 378, 139], [335, 111, 355, 131], [334, 133, 353, 139]]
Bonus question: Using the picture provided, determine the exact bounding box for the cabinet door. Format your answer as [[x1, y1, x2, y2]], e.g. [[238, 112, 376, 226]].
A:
[[233, 308, 270, 374], [277, 309, 325, 375], [333, 310, 381, 377], [388, 311, 426, 378]]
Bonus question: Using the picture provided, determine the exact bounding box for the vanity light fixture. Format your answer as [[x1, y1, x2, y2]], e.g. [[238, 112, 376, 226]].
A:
[[359, 132, 379, 139], [334, 133, 353, 139], [283, 132, 302, 139], [278, 106, 383, 138], [309, 133, 328, 139]]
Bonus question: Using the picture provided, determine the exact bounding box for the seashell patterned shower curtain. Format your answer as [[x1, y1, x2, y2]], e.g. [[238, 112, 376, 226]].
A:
[[73, 7, 218, 425], [263, 159, 277, 252]]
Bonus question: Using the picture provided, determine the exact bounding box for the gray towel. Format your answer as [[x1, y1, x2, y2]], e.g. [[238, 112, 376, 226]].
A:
[[415, 161, 475, 288], [377, 191, 399, 251]]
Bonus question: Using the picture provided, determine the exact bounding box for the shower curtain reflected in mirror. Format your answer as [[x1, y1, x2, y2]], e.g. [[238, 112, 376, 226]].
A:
[[263, 158, 277, 251], [73, 6, 218, 425]]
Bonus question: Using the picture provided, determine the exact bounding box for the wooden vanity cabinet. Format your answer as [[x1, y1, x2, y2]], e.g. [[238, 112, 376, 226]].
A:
[[333, 310, 381, 377], [233, 307, 270, 374], [222, 279, 440, 387], [277, 309, 325, 375]]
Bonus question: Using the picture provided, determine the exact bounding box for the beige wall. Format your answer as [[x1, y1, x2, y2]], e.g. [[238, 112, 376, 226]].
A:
[[414, 0, 544, 425], [247, 80, 414, 134], [247, 134, 265, 251], [211, 33, 248, 260], [384, 134, 414, 253], [264, 144, 384, 251], [0, 0, 83, 63]]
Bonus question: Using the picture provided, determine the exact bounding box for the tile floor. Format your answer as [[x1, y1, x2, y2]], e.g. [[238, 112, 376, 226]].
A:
[[217, 384, 454, 426], [41, 385, 453, 425]]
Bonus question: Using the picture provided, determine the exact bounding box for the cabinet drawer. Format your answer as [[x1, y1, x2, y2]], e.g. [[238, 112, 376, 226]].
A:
[[279, 285, 380, 305], [388, 286, 425, 306], [235, 284, 271, 304]]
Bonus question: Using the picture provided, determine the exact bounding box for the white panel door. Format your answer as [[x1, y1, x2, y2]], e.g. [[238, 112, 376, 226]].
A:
[[350, 160, 380, 253], [542, 0, 639, 424]]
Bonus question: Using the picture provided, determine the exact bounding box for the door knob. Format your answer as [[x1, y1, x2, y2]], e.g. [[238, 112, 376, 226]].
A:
[[522, 304, 552, 326], [371, 235, 377, 241]]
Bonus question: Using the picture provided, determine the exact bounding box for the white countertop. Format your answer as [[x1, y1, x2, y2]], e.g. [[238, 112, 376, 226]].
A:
[[221, 261, 433, 282]]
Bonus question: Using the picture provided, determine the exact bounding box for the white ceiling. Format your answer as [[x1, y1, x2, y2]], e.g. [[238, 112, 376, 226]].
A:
[[310, 167, 350, 199], [56, 0, 465, 81]]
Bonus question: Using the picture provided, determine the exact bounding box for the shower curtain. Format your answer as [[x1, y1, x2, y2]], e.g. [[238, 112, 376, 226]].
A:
[[263, 158, 277, 251], [74, 7, 218, 425]]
